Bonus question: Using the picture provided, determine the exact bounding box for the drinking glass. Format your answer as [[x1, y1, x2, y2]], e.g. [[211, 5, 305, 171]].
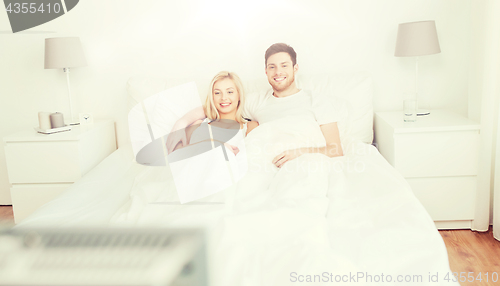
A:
[[403, 99, 417, 122]]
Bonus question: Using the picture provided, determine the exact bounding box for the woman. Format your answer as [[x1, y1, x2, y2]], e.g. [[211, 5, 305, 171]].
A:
[[168, 71, 258, 204], [171, 71, 258, 154]]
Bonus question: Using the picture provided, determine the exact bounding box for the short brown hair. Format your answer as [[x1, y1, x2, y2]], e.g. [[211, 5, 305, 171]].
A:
[[265, 43, 297, 66]]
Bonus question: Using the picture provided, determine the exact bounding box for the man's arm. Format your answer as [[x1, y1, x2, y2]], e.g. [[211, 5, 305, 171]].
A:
[[166, 106, 206, 154], [316, 122, 343, 157], [272, 122, 343, 168]]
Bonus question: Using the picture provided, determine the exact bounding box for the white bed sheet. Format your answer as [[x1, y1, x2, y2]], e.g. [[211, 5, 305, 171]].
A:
[[18, 129, 459, 286]]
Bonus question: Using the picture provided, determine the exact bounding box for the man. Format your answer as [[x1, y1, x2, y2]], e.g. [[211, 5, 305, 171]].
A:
[[166, 43, 343, 167]]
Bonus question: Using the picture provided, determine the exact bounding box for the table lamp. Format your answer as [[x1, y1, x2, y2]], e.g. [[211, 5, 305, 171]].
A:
[[395, 20, 441, 116], [44, 37, 87, 125]]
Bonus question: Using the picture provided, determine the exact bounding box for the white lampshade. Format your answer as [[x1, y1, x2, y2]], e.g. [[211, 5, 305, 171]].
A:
[[395, 20, 441, 57], [44, 37, 87, 69]]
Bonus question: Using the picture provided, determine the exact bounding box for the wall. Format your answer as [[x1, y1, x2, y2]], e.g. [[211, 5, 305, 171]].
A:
[[0, 0, 472, 204]]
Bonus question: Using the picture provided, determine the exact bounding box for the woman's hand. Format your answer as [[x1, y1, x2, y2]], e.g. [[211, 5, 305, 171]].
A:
[[272, 148, 304, 168], [224, 143, 240, 156]]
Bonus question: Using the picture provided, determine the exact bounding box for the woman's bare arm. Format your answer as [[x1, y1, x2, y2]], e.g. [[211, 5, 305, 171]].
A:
[[171, 119, 203, 152], [246, 121, 259, 135], [167, 106, 206, 154]]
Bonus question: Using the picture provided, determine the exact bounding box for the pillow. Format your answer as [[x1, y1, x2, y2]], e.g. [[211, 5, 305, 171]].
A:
[[127, 81, 205, 159], [295, 72, 374, 145], [126, 71, 374, 158], [126, 77, 211, 158]]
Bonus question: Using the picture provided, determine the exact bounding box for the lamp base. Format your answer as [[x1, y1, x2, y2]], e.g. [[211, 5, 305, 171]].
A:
[[68, 121, 80, 125], [417, 109, 430, 116]]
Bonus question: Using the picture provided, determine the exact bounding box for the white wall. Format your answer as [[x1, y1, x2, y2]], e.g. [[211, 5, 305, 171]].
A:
[[0, 0, 473, 204]]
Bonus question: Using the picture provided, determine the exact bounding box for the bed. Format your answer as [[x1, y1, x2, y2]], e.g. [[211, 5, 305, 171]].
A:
[[17, 72, 460, 286]]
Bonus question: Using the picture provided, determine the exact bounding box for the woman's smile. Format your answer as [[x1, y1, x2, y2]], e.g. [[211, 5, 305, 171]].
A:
[[213, 78, 239, 117]]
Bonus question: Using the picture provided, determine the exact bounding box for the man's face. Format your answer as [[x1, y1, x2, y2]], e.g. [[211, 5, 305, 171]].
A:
[[265, 52, 298, 93]]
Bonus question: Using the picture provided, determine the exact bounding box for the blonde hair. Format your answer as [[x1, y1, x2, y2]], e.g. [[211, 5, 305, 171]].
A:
[[204, 71, 246, 124]]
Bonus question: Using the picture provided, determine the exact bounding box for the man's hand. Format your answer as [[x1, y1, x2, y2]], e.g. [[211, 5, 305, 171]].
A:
[[272, 148, 304, 168], [166, 120, 188, 154]]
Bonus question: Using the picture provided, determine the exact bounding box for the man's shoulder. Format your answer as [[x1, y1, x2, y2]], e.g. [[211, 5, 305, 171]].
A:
[[247, 89, 273, 101], [298, 89, 332, 107], [243, 88, 272, 121], [296, 89, 315, 99], [300, 89, 327, 100]]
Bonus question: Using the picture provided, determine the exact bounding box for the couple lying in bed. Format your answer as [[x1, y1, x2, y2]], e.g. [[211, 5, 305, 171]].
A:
[[167, 43, 343, 171]]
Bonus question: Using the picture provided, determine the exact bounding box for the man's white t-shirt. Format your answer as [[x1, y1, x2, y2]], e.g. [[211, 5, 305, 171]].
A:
[[243, 89, 340, 125]]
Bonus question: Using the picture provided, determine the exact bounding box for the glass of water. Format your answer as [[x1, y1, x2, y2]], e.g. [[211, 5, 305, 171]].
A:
[[403, 99, 417, 122]]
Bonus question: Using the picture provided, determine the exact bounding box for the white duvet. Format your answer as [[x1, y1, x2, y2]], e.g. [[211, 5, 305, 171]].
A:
[[18, 117, 459, 286]]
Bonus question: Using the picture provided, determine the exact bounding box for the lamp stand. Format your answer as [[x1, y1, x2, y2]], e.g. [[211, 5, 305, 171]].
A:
[[64, 67, 80, 125], [415, 57, 430, 116]]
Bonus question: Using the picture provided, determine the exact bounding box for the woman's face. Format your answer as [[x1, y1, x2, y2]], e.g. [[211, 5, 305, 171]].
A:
[[213, 78, 240, 117]]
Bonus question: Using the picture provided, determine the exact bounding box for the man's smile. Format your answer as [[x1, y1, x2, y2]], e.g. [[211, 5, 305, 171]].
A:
[[274, 76, 286, 82]]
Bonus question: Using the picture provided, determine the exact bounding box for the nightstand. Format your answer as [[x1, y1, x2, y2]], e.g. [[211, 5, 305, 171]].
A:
[[374, 110, 480, 229], [3, 120, 116, 223]]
